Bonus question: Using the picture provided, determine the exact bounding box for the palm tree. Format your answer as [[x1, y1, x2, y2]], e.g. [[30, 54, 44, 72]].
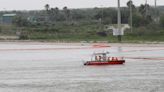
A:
[[45, 4, 50, 11], [54, 7, 59, 16], [127, 0, 135, 32], [49, 7, 59, 21], [63, 6, 70, 22], [127, 0, 132, 8], [127, 0, 135, 10], [44, 4, 50, 22]]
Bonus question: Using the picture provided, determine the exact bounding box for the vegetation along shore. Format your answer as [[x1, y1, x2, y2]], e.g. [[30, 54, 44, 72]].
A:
[[0, 1, 164, 42]]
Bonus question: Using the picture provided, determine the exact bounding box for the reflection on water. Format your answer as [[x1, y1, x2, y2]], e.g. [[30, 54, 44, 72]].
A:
[[118, 46, 122, 52], [0, 43, 164, 92]]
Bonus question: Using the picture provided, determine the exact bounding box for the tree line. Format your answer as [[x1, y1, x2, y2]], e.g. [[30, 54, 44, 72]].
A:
[[0, 1, 164, 29]]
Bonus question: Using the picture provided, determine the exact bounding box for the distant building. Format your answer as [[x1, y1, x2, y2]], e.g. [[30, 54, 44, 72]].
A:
[[2, 14, 16, 24]]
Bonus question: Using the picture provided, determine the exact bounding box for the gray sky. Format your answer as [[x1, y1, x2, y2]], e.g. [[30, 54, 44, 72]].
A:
[[0, 0, 164, 10]]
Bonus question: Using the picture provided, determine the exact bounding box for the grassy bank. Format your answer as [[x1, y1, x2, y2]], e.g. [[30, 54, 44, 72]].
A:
[[0, 23, 164, 43]]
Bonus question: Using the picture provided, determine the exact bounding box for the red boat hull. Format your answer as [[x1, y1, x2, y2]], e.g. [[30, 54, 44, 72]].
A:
[[84, 60, 125, 65]]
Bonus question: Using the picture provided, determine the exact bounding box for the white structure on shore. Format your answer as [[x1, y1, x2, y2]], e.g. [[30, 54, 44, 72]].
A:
[[107, 24, 130, 36]]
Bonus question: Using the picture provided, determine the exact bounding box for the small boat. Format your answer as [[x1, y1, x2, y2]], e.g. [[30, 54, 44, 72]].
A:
[[84, 52, 125, 65]]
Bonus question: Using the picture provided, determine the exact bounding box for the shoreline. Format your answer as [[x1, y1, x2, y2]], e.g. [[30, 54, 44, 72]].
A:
[[0, 40, 164, 47]]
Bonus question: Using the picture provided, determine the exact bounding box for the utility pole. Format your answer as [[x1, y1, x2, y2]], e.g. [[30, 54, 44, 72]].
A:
[[155, 0, 157, 8], [117, 0, 122, 42], [154, 0, 158, 22], [101, 5, 103, 31], [130, 0, 133, 32], [145, 0, 148, 16]]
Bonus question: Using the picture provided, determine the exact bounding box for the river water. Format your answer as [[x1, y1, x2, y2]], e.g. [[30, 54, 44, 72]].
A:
[[0, 42, 164, 92]]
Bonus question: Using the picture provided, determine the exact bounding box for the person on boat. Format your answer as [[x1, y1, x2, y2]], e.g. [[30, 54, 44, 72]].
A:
[[107, 57, 110, 61], [112, 57, 118, 61], [99, 56, 102, 61], [95, 55, 99, 61], [102, 53, 107, 62]]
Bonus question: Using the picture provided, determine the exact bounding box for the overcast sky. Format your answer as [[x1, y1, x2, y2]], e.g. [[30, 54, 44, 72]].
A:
[[0, 0, 164, 11]]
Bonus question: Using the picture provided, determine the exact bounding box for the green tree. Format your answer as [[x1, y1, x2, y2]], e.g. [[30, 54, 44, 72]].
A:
[[12, 16, 30, 27], [121, 8, 129, 23], [49, 7, 59, 21], [139, 4, 150, 17], [94, 8, 117, 24], [160, 15, 164, 27], [132, 13, 143, 27], [138, 4, 152, 26]]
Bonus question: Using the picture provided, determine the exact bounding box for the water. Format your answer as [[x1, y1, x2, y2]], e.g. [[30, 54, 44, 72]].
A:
[[0, 42, 164, 92]]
